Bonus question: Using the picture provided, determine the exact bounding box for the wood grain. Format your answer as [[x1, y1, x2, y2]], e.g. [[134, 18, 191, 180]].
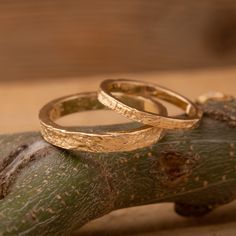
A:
[[1, 1, 236, 80]]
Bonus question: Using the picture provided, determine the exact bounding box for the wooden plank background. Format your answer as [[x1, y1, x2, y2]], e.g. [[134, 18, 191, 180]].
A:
[[0, 0, 236, 81]]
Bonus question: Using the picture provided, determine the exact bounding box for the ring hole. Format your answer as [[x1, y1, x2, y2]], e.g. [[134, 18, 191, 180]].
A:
[[56, 93, 167, 127], [156, 99, 183, 117], [56, 110, 131, 127]]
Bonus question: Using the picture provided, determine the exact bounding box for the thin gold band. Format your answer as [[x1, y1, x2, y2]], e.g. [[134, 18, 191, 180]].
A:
[[39, 92, 167, 152], [98, 79, 202, 129]]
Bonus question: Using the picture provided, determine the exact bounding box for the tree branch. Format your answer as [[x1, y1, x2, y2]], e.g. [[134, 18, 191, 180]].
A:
[[0, 97, 236, 235]]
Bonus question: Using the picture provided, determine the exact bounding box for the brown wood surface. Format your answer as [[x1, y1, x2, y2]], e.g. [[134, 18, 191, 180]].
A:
[[76, 201, 236, 236], [2, 67, 236, 133], [1, 1, 236, 81]]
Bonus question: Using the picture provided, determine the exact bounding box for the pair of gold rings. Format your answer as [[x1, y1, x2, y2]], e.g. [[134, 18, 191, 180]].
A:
[[39, 79, 202, 152]]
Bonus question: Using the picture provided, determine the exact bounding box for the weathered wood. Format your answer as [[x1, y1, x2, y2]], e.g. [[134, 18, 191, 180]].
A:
[[0, 97, 236, 235], [1, 1, 236, 80]]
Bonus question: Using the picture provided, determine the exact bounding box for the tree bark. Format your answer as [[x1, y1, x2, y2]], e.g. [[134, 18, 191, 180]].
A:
[[0, 96, 236, 235]]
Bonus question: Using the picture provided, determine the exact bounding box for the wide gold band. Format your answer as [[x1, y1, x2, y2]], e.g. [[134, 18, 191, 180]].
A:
[[39, 92, 167, 152], [98, 79, 202, 129]]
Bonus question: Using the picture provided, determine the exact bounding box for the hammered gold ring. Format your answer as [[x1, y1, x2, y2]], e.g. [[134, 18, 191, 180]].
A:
[[98, 79, 202, 130], [39, 91, 167, 153]]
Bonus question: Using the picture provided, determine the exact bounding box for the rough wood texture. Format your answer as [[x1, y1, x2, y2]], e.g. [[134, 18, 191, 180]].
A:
[[1, 0, 236, 81], [0, 97, 236, 235]]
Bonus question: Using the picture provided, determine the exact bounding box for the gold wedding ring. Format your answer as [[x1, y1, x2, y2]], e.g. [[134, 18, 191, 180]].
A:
[[98, 79, 202, 129], [39, 92, 167, 152]]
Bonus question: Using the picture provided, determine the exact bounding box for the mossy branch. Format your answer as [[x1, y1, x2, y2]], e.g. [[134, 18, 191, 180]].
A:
[[0, 97, 236, 235]]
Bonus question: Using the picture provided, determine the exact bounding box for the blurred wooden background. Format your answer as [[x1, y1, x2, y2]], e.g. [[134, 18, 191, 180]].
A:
[[1, 0, 236, 81]]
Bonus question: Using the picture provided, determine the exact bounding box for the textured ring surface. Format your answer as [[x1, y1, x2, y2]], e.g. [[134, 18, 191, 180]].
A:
[[39, 92, 166, 152], [98, 79, 203, 130]]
